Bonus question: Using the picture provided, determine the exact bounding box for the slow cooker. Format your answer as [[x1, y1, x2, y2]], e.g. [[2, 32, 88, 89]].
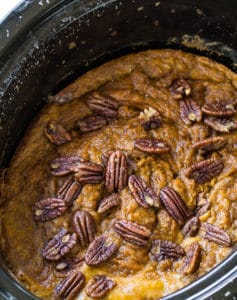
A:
[[0, 0, 237, 299]]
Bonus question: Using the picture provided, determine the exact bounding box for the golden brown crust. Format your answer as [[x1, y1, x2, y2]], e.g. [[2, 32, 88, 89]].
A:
[[1, 49, 237, 299]]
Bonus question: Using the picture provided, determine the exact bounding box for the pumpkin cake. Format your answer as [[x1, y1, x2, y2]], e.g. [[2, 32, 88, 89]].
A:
[[1, 49, 237, 299]]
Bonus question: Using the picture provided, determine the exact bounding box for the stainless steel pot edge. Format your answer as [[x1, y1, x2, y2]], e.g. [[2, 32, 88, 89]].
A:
[[163, 249, 237, 300]]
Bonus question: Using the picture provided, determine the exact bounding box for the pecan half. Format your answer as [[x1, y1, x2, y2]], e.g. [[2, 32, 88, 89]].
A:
[[195, 192, 211, 216], [72, 211, 96, 247], [97, 194, 121, 214], [85, 236, 118, 266], [179, 99, 202, 125], [149, 239, 185, 261], [128, 175, 159, 208], [44, 121, 71, 145], [185, 159, 224, 184], [204, 117, 237, 133], [159, 187, 192, 225], [50, 156, 84, 176], [134, 138, 170, 154], [33, 198, 67, 222], [182, 242, 201, 275], [42, 229, 77, 261], [86, 275, 116, 299], [139, 107, 162, 131], [57, 177, 82, 206], [113, 220, 151, 246], [192, 136, 227, 153], [202, 101, 235, 117], [74, 162, 104, 184], [77, 115, 108, 133], [86, 92, 119, 117], [202, 222, 232, 246], [105, 150, 128, 193], [182, 217, 200, 237], [55, 271, 85, 300], [170, 79, 191, 99]]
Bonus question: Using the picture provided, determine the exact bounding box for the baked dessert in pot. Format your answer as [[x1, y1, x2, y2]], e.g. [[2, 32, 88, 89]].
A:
[[1, 49, 237, 299]]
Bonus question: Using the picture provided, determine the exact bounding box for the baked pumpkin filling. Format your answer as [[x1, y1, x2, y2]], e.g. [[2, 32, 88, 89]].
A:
[[1, 49, 237, 299]]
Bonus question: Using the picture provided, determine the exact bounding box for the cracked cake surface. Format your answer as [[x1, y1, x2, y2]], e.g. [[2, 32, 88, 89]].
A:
[[1, 49, 237, 299]]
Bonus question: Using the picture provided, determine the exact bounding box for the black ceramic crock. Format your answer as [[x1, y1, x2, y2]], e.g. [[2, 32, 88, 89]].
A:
[[0, 0, 237, 299]]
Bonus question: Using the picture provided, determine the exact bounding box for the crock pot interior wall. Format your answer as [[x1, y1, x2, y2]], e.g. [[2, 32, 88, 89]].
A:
[[0, 0, 237, 299]]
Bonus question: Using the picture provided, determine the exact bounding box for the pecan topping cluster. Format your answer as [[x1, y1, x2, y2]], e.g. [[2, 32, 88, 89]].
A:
[[33, 71, 235, 300]]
